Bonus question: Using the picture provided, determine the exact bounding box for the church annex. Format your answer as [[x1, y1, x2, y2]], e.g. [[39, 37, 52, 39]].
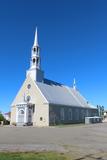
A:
[[11, 29, 98, 126]]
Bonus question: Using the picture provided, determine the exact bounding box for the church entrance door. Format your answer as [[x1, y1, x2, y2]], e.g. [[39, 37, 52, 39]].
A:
[[18, 109, 25, 124], [16, 103, 35, 126]]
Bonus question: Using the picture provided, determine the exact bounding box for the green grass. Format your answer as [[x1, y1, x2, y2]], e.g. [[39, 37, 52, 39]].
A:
[[0, 152, 69, 160]]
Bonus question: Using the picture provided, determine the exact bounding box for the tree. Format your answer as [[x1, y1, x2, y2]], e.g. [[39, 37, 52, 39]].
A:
[[97, 105, 104, 118], [0, 113, 4, 122]]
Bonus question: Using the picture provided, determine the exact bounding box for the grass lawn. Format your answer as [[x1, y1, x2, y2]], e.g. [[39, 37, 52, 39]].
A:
[[0, 152, 69, 160]]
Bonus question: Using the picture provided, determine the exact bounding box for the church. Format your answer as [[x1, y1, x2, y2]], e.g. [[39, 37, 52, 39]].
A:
[[10, 29, 98, 126]]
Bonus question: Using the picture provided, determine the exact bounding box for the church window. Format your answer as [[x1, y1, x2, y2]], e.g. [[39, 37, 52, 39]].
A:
[[27, 84, 31, 89], [68, 108, 72, 120], [19, 109, 24, 115], [60, 108, 65, 120], [40, 117, 43, 121], [86, 109, 89, 117], [33, 58, 36, 63], [81, 109, 85, 120], [75, 108, 79, 120], [26, 95, 31, 102], [33, 47, 36, 52]]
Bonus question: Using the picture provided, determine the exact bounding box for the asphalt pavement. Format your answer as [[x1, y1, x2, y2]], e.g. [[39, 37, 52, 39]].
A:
[[0, 123, 107, 159]]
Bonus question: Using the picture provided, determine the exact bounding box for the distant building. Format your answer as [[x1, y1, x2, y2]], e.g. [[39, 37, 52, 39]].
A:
[[11, 29, 98, 126], [4, 112, 11, 121], [104, 110, 107, 117]]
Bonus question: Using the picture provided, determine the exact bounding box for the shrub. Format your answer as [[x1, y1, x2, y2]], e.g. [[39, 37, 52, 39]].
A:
[[0, 113, 4, 122]]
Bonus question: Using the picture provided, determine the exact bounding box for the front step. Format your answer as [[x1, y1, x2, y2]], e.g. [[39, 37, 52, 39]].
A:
[[17, 122, 24, 126]]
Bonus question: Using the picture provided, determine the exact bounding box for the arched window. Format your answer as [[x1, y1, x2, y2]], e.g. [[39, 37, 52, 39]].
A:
[[33, 47, 36, 52], [81, 109, 85, 120], [86, 109, 89, 117], [33, 58, 36, 64], [27, 84, 31, 89], [19, 109, 24, 115], [68, 108, 72, 120], [60, 108, 65, 120], [26, 96, 31, 102], [75, 108, 79, 120]]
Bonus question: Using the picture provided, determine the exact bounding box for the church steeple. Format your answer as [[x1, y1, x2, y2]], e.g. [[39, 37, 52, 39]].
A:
[[34, 27, 39, 47], [31, 27, 40, 69], [26, 28, 44, 82]]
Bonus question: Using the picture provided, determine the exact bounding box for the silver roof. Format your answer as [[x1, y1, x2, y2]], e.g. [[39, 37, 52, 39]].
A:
[[36, 79, 92, 108]]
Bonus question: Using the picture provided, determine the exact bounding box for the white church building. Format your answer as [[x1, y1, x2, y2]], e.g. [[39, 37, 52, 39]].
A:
[[11, 29, 98, 126]]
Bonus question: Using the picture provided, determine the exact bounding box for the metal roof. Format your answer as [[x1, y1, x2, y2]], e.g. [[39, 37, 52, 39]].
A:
[[36, 79, 92, 108]]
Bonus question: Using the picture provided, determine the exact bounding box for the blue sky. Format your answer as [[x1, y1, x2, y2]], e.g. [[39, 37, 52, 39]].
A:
[[0, 0, 107, 112]]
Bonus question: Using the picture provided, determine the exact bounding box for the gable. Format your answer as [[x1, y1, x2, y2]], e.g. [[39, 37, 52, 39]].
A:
[[11, 75, 48, 106]]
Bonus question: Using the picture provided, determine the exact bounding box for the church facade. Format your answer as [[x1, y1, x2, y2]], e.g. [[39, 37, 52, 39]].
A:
[[11, 29, 98, 126]]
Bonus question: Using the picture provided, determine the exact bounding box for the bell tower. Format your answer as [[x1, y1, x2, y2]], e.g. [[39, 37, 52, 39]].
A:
[[31, 28, 40, 69], [26, 28, 44, 82]]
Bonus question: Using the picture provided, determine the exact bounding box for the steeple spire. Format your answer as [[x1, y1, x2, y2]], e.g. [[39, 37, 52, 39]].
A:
[[73, 78, 76, 90], [34, 27, 39, 47]]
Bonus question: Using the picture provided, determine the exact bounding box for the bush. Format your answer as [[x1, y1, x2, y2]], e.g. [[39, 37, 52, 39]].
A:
[[0, 113, 4, 122], [3, 120, 10, 125]]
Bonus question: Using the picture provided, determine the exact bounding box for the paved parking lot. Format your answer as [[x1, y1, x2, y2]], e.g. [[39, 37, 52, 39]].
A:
[[0, 123, 107, 159]]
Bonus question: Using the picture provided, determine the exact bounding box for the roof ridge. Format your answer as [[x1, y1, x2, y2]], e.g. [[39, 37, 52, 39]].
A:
[[71, 89, 90, 107]]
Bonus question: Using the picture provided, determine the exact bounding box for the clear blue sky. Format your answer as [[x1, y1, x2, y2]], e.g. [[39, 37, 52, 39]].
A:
[[0, 0, 107, 112]]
